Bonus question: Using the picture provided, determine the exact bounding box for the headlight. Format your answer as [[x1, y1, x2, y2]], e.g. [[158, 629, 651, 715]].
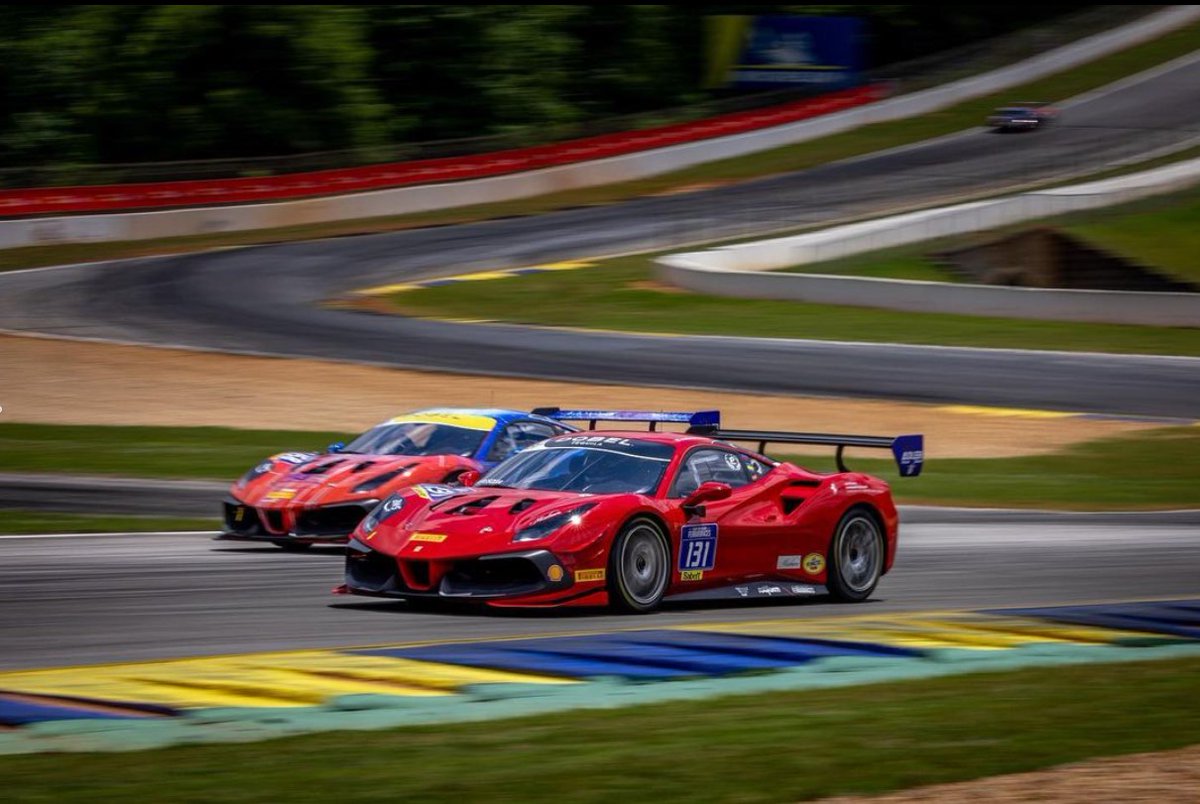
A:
[[361, 494, 405, 533], [513, 503, 596, 543], [237, 460, 274, 489], [353, 465, 414, 494]]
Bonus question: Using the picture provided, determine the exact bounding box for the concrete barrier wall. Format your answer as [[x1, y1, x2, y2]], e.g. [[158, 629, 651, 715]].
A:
[[656, 157, 1200, 327], [2, 6, 1198, 250]]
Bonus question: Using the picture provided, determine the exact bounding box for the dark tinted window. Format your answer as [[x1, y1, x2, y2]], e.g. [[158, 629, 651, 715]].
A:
[[486, 421, 562, 462], [670, 448, 755, 497]]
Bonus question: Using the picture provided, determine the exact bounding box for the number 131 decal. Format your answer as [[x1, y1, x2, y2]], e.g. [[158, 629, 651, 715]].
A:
[[679, 523, 718, 571]]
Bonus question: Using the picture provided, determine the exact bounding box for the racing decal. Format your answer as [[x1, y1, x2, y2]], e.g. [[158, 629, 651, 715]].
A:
[[409, 532, 448, 543], [273, 452, 318, 465], [559, 435, 635, 448], [745, 458, 766, 481], [710, 583, 824, 602], [679, 523, 718, 572], [680, 570, 704, 582], [389, 412, 497, 431], [233, 506, 247, 522], [380, 497, 405, 516], [546, 564, 565, 582], [264, 488, 298, 501], [413, 484, 470, 501], [575, 568, 606, 582], [723, 453, 741, 471], [776, 554, 803, 570], [803, 553, 825, 575], [790, 584, 818, 595]]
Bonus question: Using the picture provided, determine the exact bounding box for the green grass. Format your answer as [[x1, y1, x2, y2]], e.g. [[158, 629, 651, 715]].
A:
[[0, 510, 216, 534], [2, 423, 1197, 510], [386, 254, 1200, 356], [1065, 187, 1200, 285], [3, 21, 1199, 274], [3, 657, 1199, 802], [0, 423, 348, 480]]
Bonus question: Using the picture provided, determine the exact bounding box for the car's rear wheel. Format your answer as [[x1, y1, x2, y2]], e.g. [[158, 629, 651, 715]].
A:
[[826, 508, 884, 602], [608, 518, 670, 613]]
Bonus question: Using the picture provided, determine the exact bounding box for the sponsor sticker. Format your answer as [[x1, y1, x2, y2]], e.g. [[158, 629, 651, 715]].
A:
[[413, 484, 467, 501], [756, 585, 783, 596], [389, 412, 497, 431], [274, 452, 318, 465], [679, 523, 718, 572], [735, 586, 750, 597], [575, 568, 606, 582], [803, 553, 825, 574], [724, 453, 741, 471], [680, 570, 704, 582], [776, 554, 803, 570], [790, 584, 817, 595], [409, 532, 448, 543], [265, 488, 297, 501], [546, 564, 565, 582]]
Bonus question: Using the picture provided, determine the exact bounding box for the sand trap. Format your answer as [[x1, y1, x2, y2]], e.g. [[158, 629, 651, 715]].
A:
[[0, 334, 1163, 458]]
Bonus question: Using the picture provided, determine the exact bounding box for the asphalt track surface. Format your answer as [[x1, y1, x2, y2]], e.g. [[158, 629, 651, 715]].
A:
[[2, 57, 1200, 417], [2, 513, 1198, 670]]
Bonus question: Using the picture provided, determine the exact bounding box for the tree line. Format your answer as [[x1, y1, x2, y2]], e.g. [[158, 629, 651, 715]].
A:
[[0, 5, 1088, 169]]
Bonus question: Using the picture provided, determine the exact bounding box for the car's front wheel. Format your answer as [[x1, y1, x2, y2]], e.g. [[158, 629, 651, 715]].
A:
[[608, 518, 670, 613], [826, 508, 884, 602]]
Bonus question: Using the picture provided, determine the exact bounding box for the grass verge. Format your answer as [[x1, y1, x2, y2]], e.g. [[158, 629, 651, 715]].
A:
[[2, 21, 1199, 274], [2, 657, 1199, 802], [384, 253, 1200, 356], [1, 423, 1196, 510], [0, 510, 216, 534]]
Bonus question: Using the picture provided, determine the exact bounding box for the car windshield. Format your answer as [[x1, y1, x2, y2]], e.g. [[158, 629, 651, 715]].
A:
[[343, 422, 488, 457], [478, 436, 674, 494]]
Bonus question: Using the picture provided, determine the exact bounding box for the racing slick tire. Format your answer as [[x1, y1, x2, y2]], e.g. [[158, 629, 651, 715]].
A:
[[826, 507, 884, 603], [608, 517, 670, 613]]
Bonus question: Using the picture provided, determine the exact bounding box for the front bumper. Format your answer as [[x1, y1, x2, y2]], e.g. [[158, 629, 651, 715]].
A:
[[219, 497, 377, 545], [343, 544, 574, 600]]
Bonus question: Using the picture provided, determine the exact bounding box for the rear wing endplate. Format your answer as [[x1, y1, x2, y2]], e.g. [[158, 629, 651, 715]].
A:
[[532, 408, 720, 433], [713, 429, 924, 477]]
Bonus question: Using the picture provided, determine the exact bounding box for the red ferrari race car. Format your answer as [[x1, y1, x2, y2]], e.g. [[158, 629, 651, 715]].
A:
[[337, 409, 923, 611], [220, 408, 577, 549]]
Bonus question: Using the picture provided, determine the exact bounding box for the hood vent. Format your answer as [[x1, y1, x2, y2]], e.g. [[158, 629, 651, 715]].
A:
[[303, 459, 345, 475], [352, 461, 378, 473], [509, 498, 537, 514], [445, 496, 499, 515]]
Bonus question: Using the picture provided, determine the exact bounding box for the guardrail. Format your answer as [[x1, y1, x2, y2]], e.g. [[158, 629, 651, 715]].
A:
[[1, 5, 1197, 249], [655, 157, 1200, 327]]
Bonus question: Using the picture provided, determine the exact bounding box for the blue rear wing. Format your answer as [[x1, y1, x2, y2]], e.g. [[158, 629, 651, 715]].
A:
[[712, 429, 924, 477], [532, 408, 720, 433]]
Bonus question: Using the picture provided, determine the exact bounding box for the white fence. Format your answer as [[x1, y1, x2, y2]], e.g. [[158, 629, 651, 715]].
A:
[[656, 158, 1200, 326], [2, 6, 1198, 250]]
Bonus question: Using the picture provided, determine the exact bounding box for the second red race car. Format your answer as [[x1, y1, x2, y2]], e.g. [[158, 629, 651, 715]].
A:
[[220, 408, 576, 549], [338, 409, 923, 611]]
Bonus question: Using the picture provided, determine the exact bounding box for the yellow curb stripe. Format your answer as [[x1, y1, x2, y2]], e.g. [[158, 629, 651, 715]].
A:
[[937, 404, 1077, 420], [0, 651, 574, 710], [355, 260, 595, 297], [681, 612, 1151, 651]]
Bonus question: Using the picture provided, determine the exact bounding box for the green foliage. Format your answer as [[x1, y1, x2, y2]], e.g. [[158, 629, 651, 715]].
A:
[[0, 4, 1104, 170]]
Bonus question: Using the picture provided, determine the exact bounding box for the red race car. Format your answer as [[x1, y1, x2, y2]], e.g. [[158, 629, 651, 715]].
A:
[[220, 408, 577, 549], [337, 409, 922, 611]]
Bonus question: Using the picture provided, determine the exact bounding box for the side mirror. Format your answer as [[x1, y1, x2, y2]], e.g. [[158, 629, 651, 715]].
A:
[[328, 441, 346, 454], [682, 481, 732, 517], [458, 470, 481, 487]]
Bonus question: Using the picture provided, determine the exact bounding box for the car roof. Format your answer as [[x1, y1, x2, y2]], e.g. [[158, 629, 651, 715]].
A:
[[392, 408, 565, 428]]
